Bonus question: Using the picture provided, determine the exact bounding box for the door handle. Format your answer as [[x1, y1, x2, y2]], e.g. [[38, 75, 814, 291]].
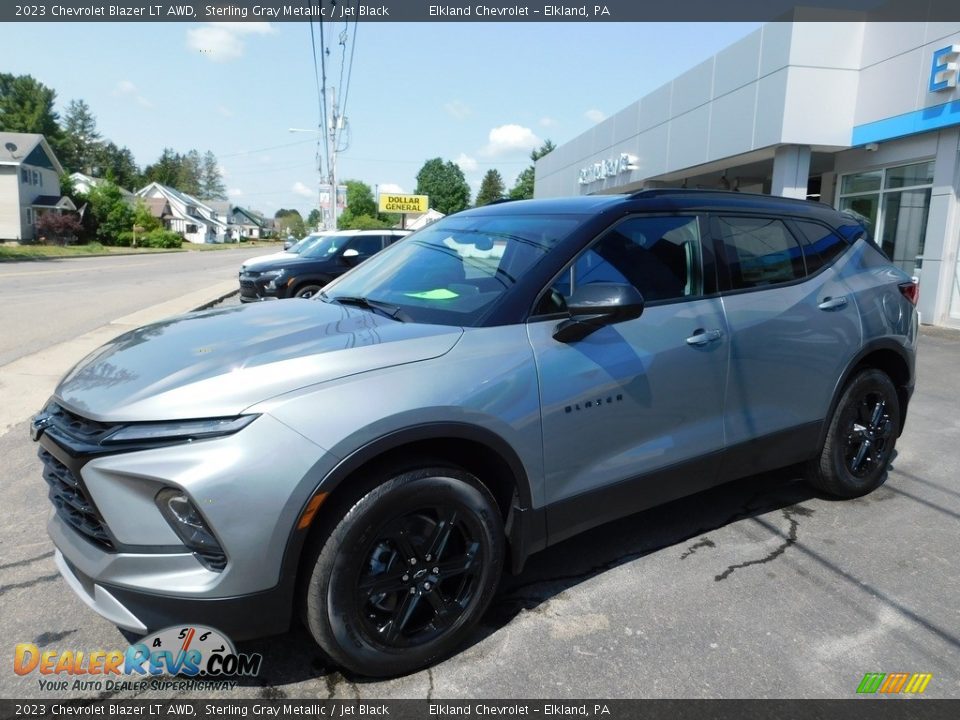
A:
[[686, 329, 723, 346], [818, 296, 848, 311]]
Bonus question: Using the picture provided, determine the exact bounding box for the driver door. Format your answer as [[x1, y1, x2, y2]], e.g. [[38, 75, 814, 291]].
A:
[[527, 214, 730, 543]]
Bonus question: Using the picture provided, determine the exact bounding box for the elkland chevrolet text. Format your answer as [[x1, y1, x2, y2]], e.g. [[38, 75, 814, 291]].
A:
[[32, 190, 917, 676]]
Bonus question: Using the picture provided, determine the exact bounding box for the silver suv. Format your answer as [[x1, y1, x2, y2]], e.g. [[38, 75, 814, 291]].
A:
[[32, 190, 917, 677]]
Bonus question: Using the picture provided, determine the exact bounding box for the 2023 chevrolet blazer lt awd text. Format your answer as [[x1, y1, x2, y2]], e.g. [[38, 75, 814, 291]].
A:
[[32, 190, 917, 677]]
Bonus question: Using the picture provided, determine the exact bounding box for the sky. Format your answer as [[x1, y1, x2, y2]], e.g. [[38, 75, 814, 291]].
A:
[[1, 21, 760, 217]]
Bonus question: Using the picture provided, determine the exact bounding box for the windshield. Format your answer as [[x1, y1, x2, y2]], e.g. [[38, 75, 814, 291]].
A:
[[321, 214, 583, 326], [288, 234, 327, 254], [301, 234, 353, 259]]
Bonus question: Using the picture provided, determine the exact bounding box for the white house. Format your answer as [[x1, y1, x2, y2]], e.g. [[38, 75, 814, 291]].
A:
[[0, 132, 76, 241], [136, 182, 228, 244], [69, 172, 134, 200]]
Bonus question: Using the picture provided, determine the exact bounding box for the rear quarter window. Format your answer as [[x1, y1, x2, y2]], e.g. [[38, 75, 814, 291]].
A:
[[793, 220, 849, 274]]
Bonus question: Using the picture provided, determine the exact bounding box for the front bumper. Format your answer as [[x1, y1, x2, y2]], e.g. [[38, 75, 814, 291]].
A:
[[239, 275, 283, 302], [39, 411, 337, 639], [55, 548, 291, 640]]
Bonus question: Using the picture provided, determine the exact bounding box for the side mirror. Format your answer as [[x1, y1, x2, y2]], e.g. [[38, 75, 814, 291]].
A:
[[341, 248, 360, 264], [553, 282, 644, 343]]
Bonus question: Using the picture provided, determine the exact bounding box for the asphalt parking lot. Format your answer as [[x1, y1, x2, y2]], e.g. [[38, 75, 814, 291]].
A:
[[0, 324, 958, 700]]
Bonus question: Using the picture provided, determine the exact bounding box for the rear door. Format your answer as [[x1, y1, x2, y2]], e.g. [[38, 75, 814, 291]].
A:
[[527, 214, 730, 542], [713, 215, 862, 479]]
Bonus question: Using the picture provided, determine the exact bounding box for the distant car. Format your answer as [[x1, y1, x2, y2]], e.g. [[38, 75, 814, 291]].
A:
[[239, 229, 410, 301]]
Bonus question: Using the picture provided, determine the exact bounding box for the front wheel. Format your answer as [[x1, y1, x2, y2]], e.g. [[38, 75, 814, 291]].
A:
[[294, 284, 323, 299], [302, 467, 504, 677], [806, 368, 900, 498]]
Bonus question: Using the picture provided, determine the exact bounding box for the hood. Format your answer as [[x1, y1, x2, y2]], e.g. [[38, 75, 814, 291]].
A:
[[241, 254, 332, 273], [240, 251, 299, 270], [56, 300, 463, 421]]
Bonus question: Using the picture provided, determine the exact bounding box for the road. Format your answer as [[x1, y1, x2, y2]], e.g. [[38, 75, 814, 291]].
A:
[[0, 250, 262, 366], [0, 323, 957, 700]]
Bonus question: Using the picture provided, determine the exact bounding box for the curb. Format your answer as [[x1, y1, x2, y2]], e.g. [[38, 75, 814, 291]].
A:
[[192, 289, 240, 312]]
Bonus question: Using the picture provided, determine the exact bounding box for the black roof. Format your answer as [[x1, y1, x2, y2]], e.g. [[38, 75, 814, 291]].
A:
[[458, 188, 846, 224]]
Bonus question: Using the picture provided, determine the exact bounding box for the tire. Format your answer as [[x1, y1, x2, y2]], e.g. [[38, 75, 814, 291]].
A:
[[294, 284, 323, 299], [302, 466, 504, 677], [806, 368, 900, 498]]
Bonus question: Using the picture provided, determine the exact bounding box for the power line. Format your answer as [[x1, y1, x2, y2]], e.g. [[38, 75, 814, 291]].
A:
[[338, 12, 359, 151], [218, 138, 318, 159]]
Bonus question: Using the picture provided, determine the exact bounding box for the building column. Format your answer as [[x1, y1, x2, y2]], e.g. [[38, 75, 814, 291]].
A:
[[771, 145, 812, 199]]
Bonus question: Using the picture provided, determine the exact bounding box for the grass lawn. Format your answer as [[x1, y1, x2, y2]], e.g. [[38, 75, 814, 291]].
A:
[[0, 240, 280, 261]]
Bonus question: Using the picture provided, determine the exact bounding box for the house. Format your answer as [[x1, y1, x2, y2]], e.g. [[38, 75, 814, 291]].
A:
[[0, 132, 76, 241], [229, 206, 269, 239], [136, 182, 229, 244], [69, 172, 134, 200], [402, 208, 445, 230]]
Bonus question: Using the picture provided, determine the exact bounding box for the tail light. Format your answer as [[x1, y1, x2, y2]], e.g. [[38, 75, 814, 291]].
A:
[[898, 280, 919, 306]]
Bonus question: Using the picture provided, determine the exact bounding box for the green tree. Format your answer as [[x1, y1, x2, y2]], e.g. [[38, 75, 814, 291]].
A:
[[87, 180, 134, 245], [95, 142, 140, 190], [337, 179, 380, 229], [60, 99, 101, 174], [132, 199, 162, 233], [414, 158, 471, 215], [275, 209, 306, 239], [177, 149, 203, 196], [143, 148, 181, 187], [0, 74, 62, 148], [475, 169, 506, 207], [509, 139, 556, 200], [200, 150, 226, 200], [306, 208, 322, 229]]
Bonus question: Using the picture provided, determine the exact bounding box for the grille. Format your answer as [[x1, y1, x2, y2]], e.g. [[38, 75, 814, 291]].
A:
[[45, 402, 116, 445], [39, 448, 114, 550]]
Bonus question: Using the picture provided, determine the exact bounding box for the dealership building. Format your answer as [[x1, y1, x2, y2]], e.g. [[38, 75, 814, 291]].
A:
[[534, 22, 960, 328]]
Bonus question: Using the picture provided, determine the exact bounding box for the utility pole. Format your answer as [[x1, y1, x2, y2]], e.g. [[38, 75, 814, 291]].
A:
[[328, 86, 339, 232], [292, 86, 343, 232]]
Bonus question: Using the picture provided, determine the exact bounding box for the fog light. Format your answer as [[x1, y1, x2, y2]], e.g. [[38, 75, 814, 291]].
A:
[[156, 488, 226, 571]]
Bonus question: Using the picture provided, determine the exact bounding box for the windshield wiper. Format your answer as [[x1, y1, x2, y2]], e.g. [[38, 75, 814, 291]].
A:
[[326, 295, 411, 323]]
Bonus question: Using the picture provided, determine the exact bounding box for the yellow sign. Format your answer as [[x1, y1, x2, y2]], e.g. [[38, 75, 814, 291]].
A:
[[379, 194, 428, 214]]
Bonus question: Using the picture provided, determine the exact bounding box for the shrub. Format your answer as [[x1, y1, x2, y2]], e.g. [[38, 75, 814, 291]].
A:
[[116, 229, 183, 248], [35, 213, 83, 245]]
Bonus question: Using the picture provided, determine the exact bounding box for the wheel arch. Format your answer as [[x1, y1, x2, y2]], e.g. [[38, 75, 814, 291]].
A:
[[821, 339, 914, 449], [278, 423, 543, 613]]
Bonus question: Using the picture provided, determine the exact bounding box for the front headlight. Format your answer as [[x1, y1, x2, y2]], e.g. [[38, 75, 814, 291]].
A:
[[101, 415, 258, 445], [260, 269, 285, 289]]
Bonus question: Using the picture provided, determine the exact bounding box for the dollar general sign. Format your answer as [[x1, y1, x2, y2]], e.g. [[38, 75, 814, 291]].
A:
[[379, 194, 429, 214]]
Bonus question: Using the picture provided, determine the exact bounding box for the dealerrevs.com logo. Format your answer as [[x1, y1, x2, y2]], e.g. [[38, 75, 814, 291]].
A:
[[856, 672, 933, 695], [14, 625, 262, 692]]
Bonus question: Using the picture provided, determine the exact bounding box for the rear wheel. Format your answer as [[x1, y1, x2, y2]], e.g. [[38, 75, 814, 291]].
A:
[[302, 466, 504, 677], [806, 368, 900, 498]]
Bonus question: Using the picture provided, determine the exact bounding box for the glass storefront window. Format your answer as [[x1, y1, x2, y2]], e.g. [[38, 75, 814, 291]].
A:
[[884, 161, 935, 189], [837, 160, 934, 276], [839, 195, 879, 233], [879, 189, 930, 264], [841, 170, 882, 195]]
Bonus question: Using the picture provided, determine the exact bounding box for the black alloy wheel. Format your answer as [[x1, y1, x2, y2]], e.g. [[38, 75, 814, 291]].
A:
[[302, 467, 504, 677], [355, 506, 483, 647], [806, 368, 900, 498]]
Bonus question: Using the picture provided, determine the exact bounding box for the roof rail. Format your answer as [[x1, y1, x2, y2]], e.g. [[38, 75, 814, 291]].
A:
[[628, 187, 815, 205]]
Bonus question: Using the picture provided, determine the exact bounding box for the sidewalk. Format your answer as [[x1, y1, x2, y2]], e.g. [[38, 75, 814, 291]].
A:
[[0, 281, 238, 438]]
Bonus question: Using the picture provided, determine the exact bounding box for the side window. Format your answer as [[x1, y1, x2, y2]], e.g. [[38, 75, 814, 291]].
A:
[[717, 216, 804, 289], [793, 220, 849, 274], [536, 215, 703, 314], [346, 236, 383, 258]]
